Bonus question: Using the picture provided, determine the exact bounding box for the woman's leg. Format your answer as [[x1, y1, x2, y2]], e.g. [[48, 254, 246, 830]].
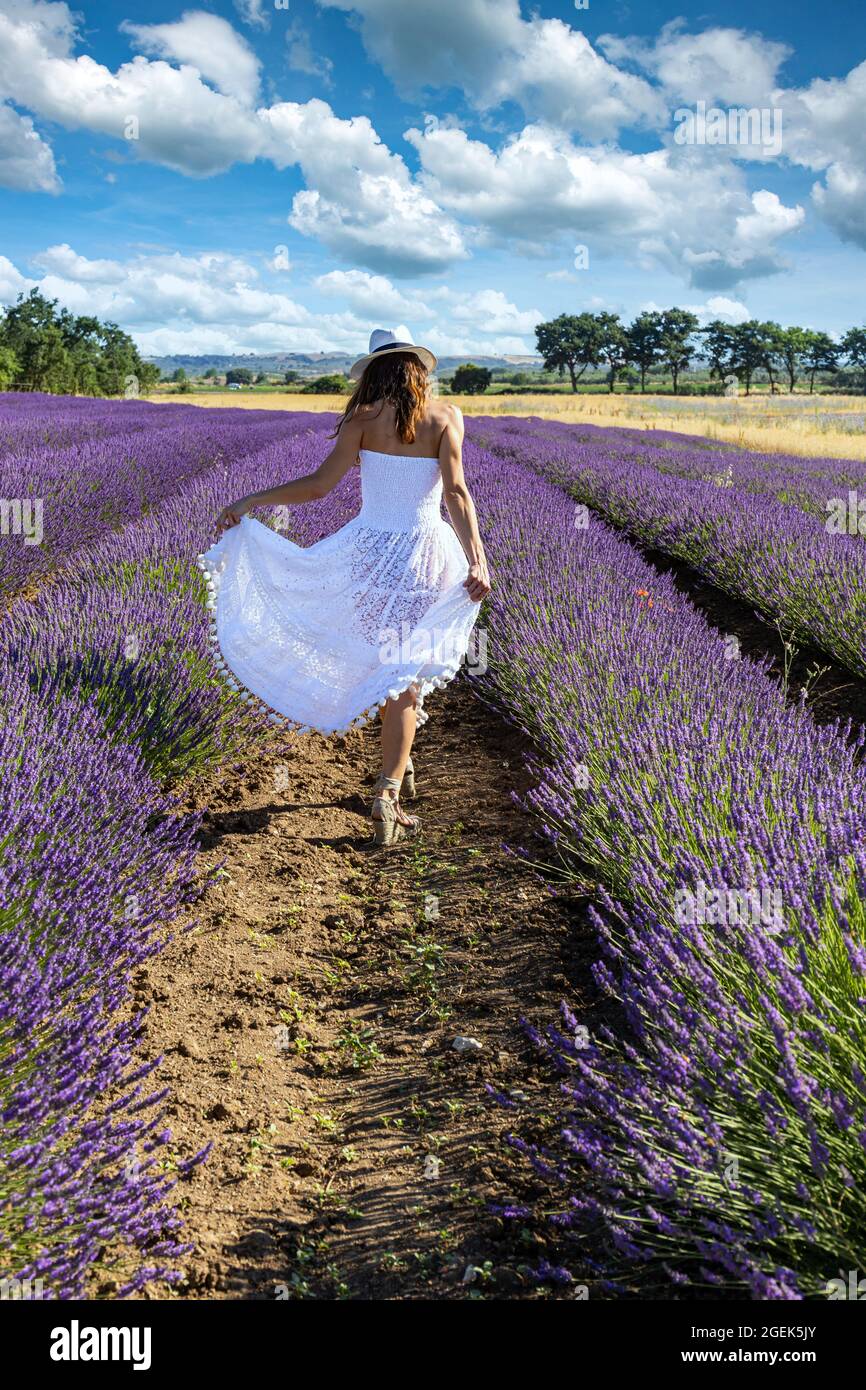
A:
[[378, 688, 417, 826]]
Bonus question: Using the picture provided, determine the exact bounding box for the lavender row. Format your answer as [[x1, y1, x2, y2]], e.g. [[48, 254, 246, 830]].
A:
[[462, 438, 866, 1297], [468, 416, 866, 680], [0, 395, 326, 598], [0, 669, 205, 1297], [482, 415, 866, 520], [0, 414, 347, 1295]]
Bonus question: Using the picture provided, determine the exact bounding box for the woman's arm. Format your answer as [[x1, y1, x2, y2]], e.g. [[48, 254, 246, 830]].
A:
[[216, 415, 363, 533], [439, 406, 491, 602]]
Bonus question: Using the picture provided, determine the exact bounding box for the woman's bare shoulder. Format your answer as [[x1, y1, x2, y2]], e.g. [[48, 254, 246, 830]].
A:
[[426, 400, 462, 428]]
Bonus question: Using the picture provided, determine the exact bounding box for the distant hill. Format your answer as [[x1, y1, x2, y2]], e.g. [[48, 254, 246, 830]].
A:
[[146, 351, 543, 377]]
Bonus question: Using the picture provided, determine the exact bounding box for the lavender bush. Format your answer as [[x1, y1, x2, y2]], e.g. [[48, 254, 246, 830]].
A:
[[0, 671, 204, 1297], [469, 416, 866, 680], [462, 438, 866, 1298], [0, 393, 317, 599], [1, 404, 342, 1295], [7, 397, 866, 1300]]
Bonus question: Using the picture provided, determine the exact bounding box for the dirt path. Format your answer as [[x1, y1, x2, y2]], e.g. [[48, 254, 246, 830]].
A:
[[134, 680, 593, 1301]]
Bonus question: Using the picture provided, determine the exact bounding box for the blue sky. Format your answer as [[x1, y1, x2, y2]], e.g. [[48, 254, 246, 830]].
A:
[[0, 0, 863, 359]]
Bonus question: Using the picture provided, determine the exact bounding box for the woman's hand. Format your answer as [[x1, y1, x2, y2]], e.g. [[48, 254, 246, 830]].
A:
[[216, 498, 252, 535], [464, 558, 491, 602]]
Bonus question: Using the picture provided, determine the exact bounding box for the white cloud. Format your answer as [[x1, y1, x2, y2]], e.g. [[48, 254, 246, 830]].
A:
[[285, 20, 334, 85], [121, 11, 261, 106], [447, 288, 541, 335], [599, 21, 790, 108], [598, 24, 866, 250], [313, 272, 540, 344], [1, 0, 863, 285], [780, 61, 866, 248], [315, 268, 430, 319], [422, 329, 532, 357], [0, 243, 540, 358], [0, 1, 264, 176], [407, 121, 804, 288], [0, 252, 34, 302], [33, 243, 126, 282], [0, 101, 58, 191], [234, 0, 269, 30], [641, 294, 751, 325], [0, 4, 466, 271], [321, 0, 664, 139], [0, 242, 367, 354], [260, 100, 468, 274]]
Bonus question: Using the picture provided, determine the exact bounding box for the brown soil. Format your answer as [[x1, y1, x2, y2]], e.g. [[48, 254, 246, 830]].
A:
[[131, 680, 596, 1301]]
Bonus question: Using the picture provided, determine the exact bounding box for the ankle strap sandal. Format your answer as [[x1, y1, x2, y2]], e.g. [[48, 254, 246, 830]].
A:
[[370, 776, 421, 846]]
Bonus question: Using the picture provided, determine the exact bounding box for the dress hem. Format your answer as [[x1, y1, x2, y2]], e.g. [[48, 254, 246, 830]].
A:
[[196, 549, 466, 737]]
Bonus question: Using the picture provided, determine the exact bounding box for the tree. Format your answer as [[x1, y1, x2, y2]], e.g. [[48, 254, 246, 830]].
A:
[[0, 289, 165, 396], [760, 321, 786, 394], [775, 325, 813, 393], [729, 321, 775, 396], [19, 322, 73, 392], [803, 331, 839, 393], [96, 322, 140, 397], [203, 367, 218, 380], [284, 370, 300, 384], [627, 311, 664, 393], [535, 313, 603, 392], [701, 320, 738, 384], [841, 327, 866, 387], [451, 363, 492, 395], [172, 367, 187, 383], [255, 372, 269, 384], [304, 374, 350, 393], [595, 312, 631, 393], [0, 345, 19, 390], [658, 309, 699, 394], [0, 290, 69, 390], [226, 367, 254, 385]]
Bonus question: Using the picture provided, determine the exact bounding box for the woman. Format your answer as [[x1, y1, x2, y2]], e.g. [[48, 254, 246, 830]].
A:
[[202, 329, 491, 845]]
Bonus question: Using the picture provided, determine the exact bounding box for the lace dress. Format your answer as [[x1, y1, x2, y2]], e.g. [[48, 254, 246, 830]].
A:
[[196, 448, 481, 735]]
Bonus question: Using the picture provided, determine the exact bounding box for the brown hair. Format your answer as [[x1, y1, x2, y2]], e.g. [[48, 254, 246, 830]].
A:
[[333, 352, 429, 443]]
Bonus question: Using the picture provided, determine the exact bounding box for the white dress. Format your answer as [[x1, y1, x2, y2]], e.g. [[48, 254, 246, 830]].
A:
[[197, 448, 481, 735]]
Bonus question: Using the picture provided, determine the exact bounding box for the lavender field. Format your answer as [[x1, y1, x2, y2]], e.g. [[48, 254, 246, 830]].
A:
[[2, 394, 865, 1300]]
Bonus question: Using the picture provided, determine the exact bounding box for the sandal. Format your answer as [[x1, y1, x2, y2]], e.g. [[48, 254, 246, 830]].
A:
[[402, 756, 417, 801], [371, 776, 421, 846]]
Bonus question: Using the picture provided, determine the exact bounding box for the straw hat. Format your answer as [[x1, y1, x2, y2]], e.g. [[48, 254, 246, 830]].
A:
[[349, 328, 437, 381]]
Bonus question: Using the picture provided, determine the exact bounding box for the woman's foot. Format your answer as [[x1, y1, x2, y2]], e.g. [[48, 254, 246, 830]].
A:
[[371, 777, 420, 845], [402, 756, 416, 801]]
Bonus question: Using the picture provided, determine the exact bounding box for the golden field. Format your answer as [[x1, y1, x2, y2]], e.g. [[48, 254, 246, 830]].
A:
[[152, 390, 866, 462]]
